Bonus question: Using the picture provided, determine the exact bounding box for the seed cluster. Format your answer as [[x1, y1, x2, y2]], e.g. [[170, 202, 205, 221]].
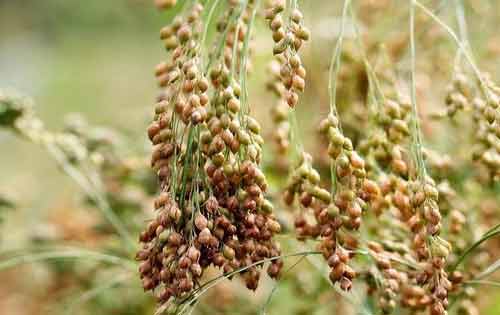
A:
[[4, 2, 500, 315], [367, 165, 453, 315], [359, 97, 412, 177], [367, 242, 406, 314], [138, 2, 283, 311], [215, 0, 255, 74], [319, 113, 372, 227], [345, 69, 458, 315], [139, 3, 210, 304], [266, 58, 291, 159], [284, 151, 330, 239], [442, 69, 499, 181], [285, 152, 358, 291], [282, 110, 377, 291], [204, 68, 283, 290], [126, 2, 500, 315], [265, 0, 309, 108], [408, 178, 452, 315], [320, 114, 378, 289], [471, 86, 500, 181], [444, 71, 471, 117]]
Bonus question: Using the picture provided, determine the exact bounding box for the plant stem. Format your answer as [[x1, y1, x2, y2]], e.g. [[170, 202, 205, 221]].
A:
[[454, 0, 469, 50], [475, 257, 500, 280], [326, 0, 351, 194], [328, 0, 351, 126], [0, 249, 136, 271], [239, 0, 260, 116], [155, 250, 323, 315], [286, 0, 305, 158], [204, 3, 244, 73], [260, 255, 306, 315], [409, 0, 427, 180], [450, 229, 500, 272], [201, 0, 222, 67]]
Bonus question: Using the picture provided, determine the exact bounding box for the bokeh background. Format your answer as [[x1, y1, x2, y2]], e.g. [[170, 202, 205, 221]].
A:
[[1, 1, 500, 314]]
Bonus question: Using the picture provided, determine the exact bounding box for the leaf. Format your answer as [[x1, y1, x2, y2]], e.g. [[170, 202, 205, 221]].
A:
[[0, 248, 136, 271]]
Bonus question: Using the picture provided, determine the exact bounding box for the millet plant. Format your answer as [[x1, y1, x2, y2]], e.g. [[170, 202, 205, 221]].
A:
[[1, 1, 500, 315]]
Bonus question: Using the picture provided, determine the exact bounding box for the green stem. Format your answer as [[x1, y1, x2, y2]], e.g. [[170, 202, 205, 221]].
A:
[[201, 0, 223, 61], [326, 0, 351, 194], [285, 0, 305, 159], [239, 0, 259, 116], [170, 251, 323, 315], [204, 3, 244, 73], [260, 255, 306, 315], [328, 0, 351, 125], [409, 0, 427, 180], [453, 0, 469, 50], [450, 229, 500, 272]]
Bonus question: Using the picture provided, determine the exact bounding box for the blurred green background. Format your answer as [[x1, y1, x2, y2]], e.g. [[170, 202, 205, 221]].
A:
[[0, 1, 165, 313], [0, 0, 163, 203]]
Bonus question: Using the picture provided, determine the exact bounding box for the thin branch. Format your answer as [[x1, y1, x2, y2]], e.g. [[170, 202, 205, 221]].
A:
[[408, 0, 428, 180], [239, 0, 260, 116], [201, 0, 223, 55], [156, 251, 322, 315], [328, 0, 352, 123], [260, 255, 306, 315], [204, 3, 245, 73], [326, 0, 351, 194], [286, 0, 306, 157], [454, 0, 469, 49]]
